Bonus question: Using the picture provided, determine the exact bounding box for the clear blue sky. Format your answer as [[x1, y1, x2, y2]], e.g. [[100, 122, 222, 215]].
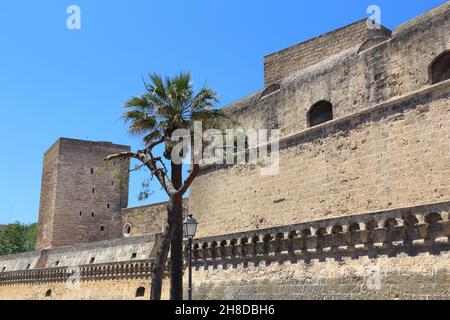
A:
[[0, 0, 446, 224]]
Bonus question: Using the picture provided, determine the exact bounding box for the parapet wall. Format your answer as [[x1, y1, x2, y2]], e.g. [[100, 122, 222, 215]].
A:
[[0, 235, 157, 272], [2, 201, 448, 300], [263, 19, 391, 85], [227, 1, 450, 138], [185, 201, 450, 300]]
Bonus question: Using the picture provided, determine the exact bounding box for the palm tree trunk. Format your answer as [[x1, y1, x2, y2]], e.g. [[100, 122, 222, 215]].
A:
[[170, 162, 184, 300], [150, 198, 176, 300]]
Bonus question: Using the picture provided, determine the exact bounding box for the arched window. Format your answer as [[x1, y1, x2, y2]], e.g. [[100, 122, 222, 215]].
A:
[[260, 83, 281, 99], [123, 223, 132, 236], [135, 287, 146, 298], [45, 289, 52, 297], [308, 101, 333, 127], [430, 51, 450, 84]]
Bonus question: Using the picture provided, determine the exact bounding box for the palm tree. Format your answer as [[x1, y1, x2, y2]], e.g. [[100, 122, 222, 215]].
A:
[[106, 72, 229, 300]]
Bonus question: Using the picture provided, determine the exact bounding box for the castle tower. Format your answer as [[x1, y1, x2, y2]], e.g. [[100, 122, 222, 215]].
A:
[[36, 138, 130, 250]]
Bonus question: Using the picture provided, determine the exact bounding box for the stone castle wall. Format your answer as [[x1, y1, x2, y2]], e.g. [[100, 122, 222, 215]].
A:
[[191, 81, 450, 238], [36, 140, 60, 249], [263, 19, 391, 86], [0, 235, 157, 272], [185, 201, 450, 300], [226, 2, 450, 138], [2, 201, 448, 300], [121, 199, 188, 238], [189, 2, 450, 239], [1, 3, 449, 300], [36, 138, 130, 250]]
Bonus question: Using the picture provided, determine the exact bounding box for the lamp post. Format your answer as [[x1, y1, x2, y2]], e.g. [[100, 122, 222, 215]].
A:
[[183, 214, 198, 301]]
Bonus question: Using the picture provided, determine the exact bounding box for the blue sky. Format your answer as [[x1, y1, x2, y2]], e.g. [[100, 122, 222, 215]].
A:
[[0, 0, 446, 224]]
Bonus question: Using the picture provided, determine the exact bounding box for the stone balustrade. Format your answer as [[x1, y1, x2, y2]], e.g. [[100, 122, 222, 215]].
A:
[[187, 202, 450, 265], [0, 259, 154, 285], [2, 202, 449, 286]]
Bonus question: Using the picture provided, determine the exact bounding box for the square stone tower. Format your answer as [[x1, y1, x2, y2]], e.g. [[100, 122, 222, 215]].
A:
[[36, 138, 130, 250]]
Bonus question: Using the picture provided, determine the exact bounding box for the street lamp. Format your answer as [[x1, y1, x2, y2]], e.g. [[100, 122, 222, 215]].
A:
[[183, 214, 198, 301]]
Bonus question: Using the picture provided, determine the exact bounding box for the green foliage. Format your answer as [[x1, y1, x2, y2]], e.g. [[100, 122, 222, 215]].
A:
[[123, 71, 230, 151], [0, 222, 37, 256]]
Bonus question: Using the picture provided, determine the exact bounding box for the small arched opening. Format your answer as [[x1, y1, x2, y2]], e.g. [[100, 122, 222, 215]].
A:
[[135, 287, 146, 298], [308, 101, 333, 127], [430, 51, 450, 84]]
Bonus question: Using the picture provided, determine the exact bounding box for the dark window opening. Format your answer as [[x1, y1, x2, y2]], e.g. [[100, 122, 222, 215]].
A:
[[55, 261, 60, 267], [430, 51, 450, 84], [91, 212, 95, 217], [45, 289, 52, 297], [135, 287, 146, 297], [1, 267, 5, 272], [100, 226, 105, 232], [26, 264, 31, 270], [107, 203, 110, 209], [90, 168, 94, 174], [89, 257, 95, 264], [92, 188, 95, 194], [124, 224, 132, 235], [131, 253, 137, 259], [308, 101, 333, 127], [111, 181, 114, 186], [79, 211, 82, 216]]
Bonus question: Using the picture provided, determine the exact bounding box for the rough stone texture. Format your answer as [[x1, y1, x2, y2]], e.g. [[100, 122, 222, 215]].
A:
[[0, 235, 156, 272], [191, 83, 450, 238], [190, 1, 450, 238], [1, 3, 450, 300], [183, 201, 450, 300], [188, 251, 450, 300], [0, 278, 155, 300], [226, 2, 450, 138], [36, 138, 130, 250], [263, 19, 391, 86], [121, 199, 188, 238]]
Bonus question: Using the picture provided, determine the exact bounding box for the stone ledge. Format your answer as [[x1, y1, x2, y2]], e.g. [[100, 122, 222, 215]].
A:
[[0, 259, 155, 286], [199, 78, 450, 174], [188, 201, 450, 266]]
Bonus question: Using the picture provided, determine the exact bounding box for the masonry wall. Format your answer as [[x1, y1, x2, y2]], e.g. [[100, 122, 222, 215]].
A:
[[184, 201, 450, 300], [0, 278, 153, 300], [263, 19, 391, 86], [191, 81, 450, 238], [36, 141, 60, 250], [121, 199, 188, 238], [227, 2, 450, 138], [36, 138, 130, 250], [0, 235, 156, 272], [188, 250, 450, 300], [191, 2, 450, 238]]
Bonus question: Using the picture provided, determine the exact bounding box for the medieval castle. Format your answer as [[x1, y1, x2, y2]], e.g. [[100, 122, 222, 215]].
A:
[[0, 2, 449, 300]]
